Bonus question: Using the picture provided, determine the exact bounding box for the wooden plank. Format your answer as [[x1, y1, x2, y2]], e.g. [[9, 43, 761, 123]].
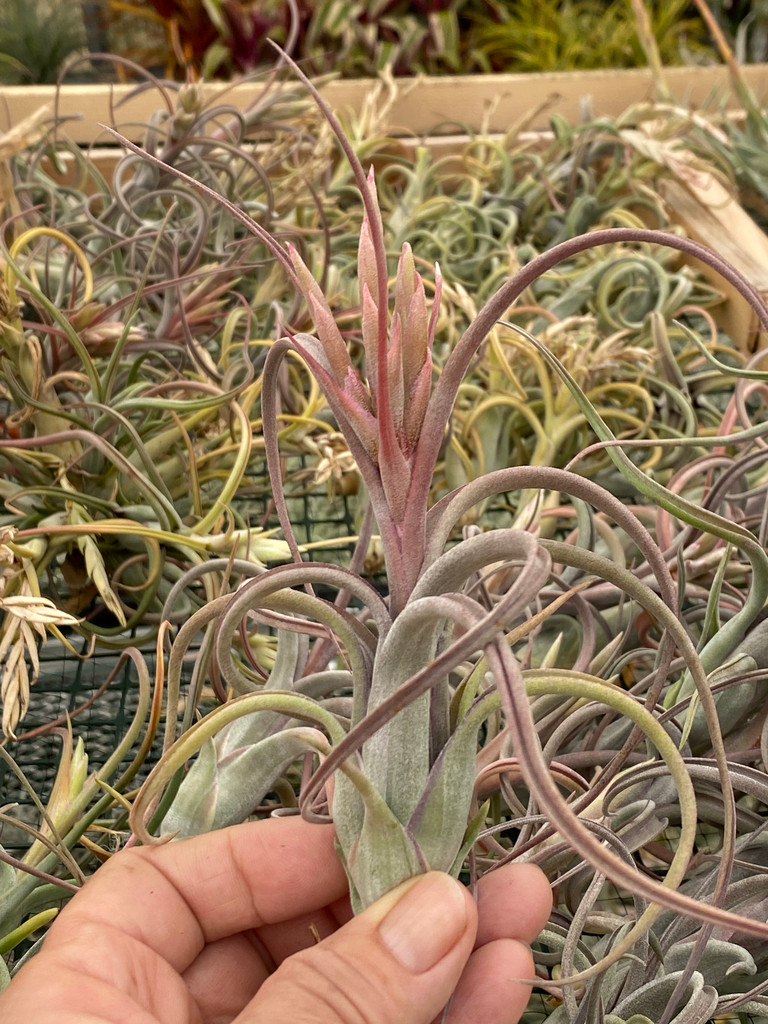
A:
[[621, 127, 768, 352], [659, 176, 768, 352], [3, 64, 768, 144]]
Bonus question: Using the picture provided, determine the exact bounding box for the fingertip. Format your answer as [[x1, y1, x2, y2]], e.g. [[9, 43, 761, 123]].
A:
[[376, 873, 475, 974], [476, 862, 553, 947], [515, 863, 553, 939], [445, 937, 536, 1024]]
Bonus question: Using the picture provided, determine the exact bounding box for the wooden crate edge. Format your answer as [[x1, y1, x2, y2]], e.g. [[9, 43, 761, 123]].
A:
[[3, 64, 768, 144]]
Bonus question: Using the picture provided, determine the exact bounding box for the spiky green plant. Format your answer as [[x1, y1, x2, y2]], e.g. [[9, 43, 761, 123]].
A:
[[0, 0, 87, 84], [465, 0, 710, 74], [0, 643, 159, 962]]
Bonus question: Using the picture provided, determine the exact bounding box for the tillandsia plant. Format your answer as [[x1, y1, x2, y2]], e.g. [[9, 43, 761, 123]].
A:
[[0, 640, 162, 977], [119, 53, 768, 1019], [0, 66, 354, 733]]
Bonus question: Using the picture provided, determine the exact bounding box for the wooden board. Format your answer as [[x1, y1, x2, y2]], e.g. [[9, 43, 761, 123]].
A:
[[3, 64, 768, 144]]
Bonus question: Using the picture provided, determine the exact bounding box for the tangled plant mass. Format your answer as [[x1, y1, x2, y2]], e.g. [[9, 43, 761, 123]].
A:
[[4, 44, 768, 1021], [119, 55, 768, 1014]]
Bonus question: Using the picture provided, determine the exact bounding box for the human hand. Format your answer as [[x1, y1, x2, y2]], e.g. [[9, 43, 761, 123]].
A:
[[0, 815, 552, 1024]]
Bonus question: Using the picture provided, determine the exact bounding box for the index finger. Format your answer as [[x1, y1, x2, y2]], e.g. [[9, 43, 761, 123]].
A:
[[44, 816, 348, 973]]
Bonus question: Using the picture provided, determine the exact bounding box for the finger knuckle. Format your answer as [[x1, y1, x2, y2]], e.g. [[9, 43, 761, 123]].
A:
[[279, 943, 395, 1024]]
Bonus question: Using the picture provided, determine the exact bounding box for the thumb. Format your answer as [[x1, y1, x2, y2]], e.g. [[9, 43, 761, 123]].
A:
[[240, 872, 478, 1024]]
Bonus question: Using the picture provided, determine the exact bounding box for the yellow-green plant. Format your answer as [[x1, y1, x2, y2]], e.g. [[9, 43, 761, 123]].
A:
[[0, 643, 157, 968], [466, 0, 709, 73], [0, 76, 343, 731]]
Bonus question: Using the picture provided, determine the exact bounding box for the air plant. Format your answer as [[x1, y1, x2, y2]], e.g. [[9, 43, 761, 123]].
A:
[[109, 51, 768, 1022], [3, 26, 768, 1019], [0, 526, 80, 738], [0, 70, 353, 733], [0, 640, 160, 971]]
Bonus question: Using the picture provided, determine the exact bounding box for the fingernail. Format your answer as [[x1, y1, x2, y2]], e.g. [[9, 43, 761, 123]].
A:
[[379, 872, 468, 973]]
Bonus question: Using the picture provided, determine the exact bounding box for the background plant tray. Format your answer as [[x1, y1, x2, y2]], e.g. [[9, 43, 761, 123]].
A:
[[6, 63, 768, 354]]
